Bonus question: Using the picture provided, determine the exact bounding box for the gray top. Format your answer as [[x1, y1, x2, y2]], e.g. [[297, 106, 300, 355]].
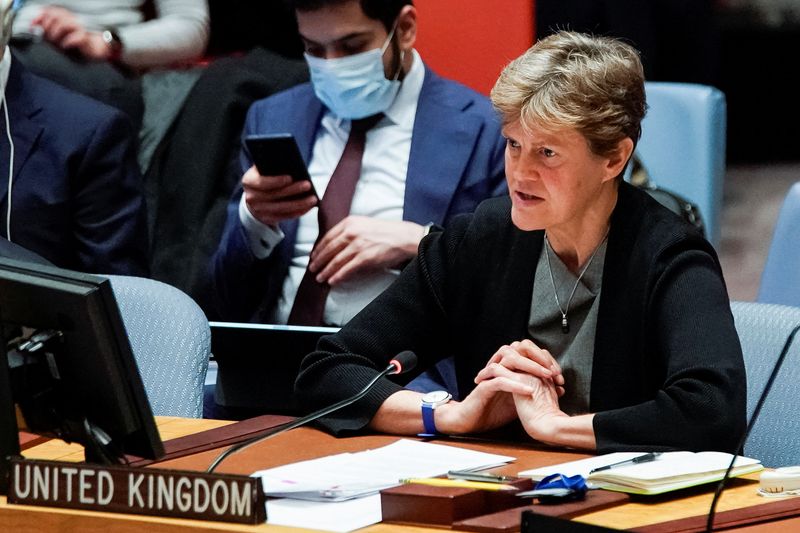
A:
[[528, 237, 606, 415]]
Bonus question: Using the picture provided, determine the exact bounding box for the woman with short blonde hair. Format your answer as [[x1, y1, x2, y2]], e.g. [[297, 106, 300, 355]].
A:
[[296, 31, 745, 453], [492, 31, 646, 159]]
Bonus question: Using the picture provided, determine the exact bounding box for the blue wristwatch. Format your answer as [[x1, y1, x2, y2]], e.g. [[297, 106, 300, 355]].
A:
[[419, 390, 452, 437]]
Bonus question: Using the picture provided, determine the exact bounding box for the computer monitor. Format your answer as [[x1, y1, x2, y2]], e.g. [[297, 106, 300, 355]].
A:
[[0, 257, 164, 493]]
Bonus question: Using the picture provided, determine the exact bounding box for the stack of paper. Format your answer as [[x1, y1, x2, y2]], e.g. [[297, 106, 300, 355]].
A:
[[519, 451, 763, 495], [254, 439, 515, 532], [255, 439, 514, 501], [266, 494, 384, 533]]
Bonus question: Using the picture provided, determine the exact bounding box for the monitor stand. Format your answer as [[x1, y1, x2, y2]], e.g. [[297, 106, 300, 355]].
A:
[[0, 329, 127, 494], [80, 418, 126, 465]]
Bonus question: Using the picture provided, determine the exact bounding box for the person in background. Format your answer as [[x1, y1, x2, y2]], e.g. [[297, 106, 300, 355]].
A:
[[146, 1, 307, 299], [205, 0, 506, 413], [10, 0, 209, 129], [294, 31, 746, 453], [0, 0, 148, 275], [146, 0, 309, 299], [209, 0, 505, 328]]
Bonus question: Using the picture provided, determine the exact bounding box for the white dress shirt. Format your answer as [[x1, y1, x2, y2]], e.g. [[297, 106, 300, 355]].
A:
[[239, 49, 425, 326]]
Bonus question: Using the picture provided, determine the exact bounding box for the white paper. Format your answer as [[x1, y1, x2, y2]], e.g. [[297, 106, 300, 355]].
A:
[[256, 439, 515, 532], [518, 451, 763, 494], [593, 452, 761, 482], [518, 452, 645, 480], [255, 438, 515, 500], [266, 494, 383, 532]]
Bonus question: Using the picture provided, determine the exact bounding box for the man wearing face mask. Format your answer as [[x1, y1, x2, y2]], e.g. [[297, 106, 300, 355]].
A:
[[210, 0, 504, 323], [206, 0, 505, 408], [0, 0, 148, 275]]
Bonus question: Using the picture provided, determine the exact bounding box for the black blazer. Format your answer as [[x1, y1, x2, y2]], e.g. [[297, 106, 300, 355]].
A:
[[296, 183, 747, 453]]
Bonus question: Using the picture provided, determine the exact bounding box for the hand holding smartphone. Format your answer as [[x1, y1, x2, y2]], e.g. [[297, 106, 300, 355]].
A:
[[245, 133, 319, 201]]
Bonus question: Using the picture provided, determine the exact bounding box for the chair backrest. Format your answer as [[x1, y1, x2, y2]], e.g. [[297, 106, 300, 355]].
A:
[[636, 82, 726, 246], [758, 182, 800, 306], [107, 275, 210, 418], [730, 301, 800, 467]]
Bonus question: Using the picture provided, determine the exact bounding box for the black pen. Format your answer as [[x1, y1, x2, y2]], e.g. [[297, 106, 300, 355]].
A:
[[447, 470, 514, 483], [589, 452, 663, 474]]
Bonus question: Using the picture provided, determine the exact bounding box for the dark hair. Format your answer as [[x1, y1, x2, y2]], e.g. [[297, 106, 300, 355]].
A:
[[288, 0, 412, 30]]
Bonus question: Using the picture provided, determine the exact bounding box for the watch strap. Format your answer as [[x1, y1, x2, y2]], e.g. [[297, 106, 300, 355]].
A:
[[102, 29, 124, 61], [419, 402, 438, 437]]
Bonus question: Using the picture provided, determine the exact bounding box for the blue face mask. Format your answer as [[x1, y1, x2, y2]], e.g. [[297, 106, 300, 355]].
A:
[[305, 26, 403, 120]]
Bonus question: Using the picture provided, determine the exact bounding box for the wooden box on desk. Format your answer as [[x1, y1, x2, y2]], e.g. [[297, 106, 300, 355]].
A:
[[380, 478, 533, 527], [454, 490, 631, 532]]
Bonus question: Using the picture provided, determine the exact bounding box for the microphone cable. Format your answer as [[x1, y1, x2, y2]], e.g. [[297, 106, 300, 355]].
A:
[[2, 92, 13, 242], [206, 350, 417, 473], [706, 322, 800, 532]]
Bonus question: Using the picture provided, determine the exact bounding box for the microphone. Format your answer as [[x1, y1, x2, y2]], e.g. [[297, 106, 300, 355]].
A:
[[206, 350, 417, 473], [706, 323, 800, 532]]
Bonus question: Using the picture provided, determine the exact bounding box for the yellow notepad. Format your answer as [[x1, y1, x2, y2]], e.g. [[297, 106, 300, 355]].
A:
[[519, 451, 763, 495]]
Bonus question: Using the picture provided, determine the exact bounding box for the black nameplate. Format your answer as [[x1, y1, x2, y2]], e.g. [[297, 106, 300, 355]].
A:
[[7, 458, 266, 525], [521, 510, 621, 532]]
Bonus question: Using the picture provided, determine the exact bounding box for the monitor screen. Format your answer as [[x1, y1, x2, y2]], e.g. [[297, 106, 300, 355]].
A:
[[0, 257, 163, 492], [210, 322, 338, 415]]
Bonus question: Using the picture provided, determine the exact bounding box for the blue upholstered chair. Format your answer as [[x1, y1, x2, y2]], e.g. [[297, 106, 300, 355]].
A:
[[637, 82, 727, 245], [107, 275, 210, 418], [758, 182, 800, 307], [731, 301, 800, 467]]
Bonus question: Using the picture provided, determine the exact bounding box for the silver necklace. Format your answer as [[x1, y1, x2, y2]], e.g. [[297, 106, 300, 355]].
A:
[[543, 232, 608, 334]]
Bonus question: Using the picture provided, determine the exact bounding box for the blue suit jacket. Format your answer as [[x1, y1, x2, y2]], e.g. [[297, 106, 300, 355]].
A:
[[209, 66, 506, 321], [0, 58, 148, 275]]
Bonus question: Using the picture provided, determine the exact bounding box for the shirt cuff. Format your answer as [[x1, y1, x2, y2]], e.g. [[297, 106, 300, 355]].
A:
[[238, 195, 284, 259]]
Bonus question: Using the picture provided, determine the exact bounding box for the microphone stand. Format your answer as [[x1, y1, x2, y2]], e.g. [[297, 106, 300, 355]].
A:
[[207, 354, 414, 473], [706, 322, 800, 532]]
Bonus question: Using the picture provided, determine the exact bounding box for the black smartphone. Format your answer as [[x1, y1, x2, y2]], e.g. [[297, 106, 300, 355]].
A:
[[245, 133, 318, 200]]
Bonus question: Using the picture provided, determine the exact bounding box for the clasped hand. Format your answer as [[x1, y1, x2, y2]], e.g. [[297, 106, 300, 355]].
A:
[[437, 340, 568, 440], [242, 166, 424, 284]]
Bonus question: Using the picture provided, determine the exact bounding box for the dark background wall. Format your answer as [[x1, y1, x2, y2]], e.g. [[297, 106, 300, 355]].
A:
[[197, 1, 798, 165], [536, 0, 719, 85], [717, 15, 799, 164], [206, 0, 304, 58], [536, 0, 799, 164]]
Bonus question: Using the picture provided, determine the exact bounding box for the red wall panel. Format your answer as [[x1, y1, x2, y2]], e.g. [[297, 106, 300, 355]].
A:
[[414, 1, 535, 95]]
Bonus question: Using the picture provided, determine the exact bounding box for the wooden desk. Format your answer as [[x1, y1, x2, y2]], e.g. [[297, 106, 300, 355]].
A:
[[4, 417, 800, 532], [18, 417, 234, 463]]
